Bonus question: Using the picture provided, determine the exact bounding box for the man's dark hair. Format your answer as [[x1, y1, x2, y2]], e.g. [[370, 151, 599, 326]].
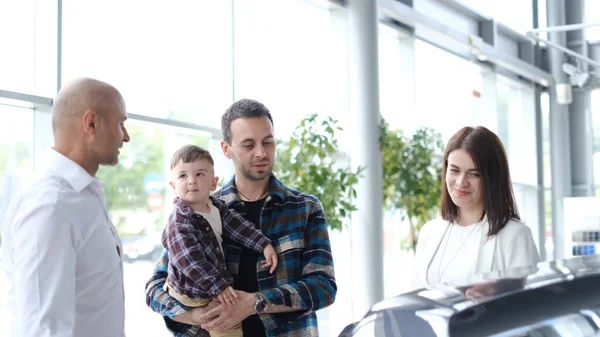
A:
[[170, 144, 214, 170], [221, 98, 274, 144]]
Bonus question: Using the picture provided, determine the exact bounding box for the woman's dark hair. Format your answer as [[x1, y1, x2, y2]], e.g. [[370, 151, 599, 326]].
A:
[[440, 126, 519, 237]]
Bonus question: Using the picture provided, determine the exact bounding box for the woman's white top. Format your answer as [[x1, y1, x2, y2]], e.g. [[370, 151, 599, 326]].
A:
[[426, 221, 484, 285], [412, 216, 540, 290]]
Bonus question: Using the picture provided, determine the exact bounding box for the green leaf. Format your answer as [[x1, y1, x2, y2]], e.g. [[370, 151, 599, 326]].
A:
[[274, 113, 363, 232], [379, 118, 444, 252]]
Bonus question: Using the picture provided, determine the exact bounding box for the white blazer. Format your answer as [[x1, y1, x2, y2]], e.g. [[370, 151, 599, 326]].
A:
[[411, 217, 540, 290]]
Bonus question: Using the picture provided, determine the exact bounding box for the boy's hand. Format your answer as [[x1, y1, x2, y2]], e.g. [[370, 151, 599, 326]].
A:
[[215, 286, 238, 306], [262, 244, 278, 274]]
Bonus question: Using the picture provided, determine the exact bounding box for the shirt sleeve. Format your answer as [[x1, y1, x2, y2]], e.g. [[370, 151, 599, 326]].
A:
[[9, 204, 80, 337], [220, 206, 271, 253], [504, 223, 541, 270], [164, 217, 230, 298], [259, 197, 337, 328], [144, 249, 207, 336]]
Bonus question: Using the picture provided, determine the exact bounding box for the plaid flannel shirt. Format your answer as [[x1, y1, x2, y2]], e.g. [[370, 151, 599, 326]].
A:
[[145, 174, 337, 337], [162, 196, 271, 300]]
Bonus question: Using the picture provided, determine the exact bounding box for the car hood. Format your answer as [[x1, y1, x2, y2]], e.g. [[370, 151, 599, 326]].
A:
[[342, 255, 600, 337]]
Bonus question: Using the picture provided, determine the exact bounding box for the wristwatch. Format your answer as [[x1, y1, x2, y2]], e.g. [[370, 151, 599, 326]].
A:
[[254, 293, 268, 314]]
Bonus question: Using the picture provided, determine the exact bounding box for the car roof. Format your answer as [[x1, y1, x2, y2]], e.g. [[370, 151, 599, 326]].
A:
[[374, 255, 600, 313], [355, 255, 600, 336]]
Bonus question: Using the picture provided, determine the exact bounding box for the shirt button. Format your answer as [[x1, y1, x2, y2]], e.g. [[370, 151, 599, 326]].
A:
[[223, 266, 227, 271], [205, 227, 210, 231]]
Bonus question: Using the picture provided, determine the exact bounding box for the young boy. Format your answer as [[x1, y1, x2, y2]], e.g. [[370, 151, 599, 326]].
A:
[[162, 144, 277, 337]]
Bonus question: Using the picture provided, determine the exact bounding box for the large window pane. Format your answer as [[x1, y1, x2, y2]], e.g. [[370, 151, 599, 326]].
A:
[[0, 1, 35, 93], [379, 29, 415, 129], [457, 0, 533, 34], [497, 76, 538, 186], [378, 30, 418, 298], [233, 0, 342, 142], [541, 92, 553, 260], [497, 76, 541, 255], [0, 105, 34, 337], [62, 0, 233, 127], [234, 3, 352, 335], [414, 40, 486, 142], [94, 121, 212, 337], [592, 90, 600, 188], [586, 0, 600, 40]]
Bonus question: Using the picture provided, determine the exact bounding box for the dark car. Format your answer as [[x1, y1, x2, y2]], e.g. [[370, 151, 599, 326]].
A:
[[340, 255, 600, 337]]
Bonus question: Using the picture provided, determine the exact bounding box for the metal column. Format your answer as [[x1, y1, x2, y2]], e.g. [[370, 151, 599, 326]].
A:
[[534, 85, 547, 261], [547, 0, 572, 260], [546, 0, 595, 259], [347, 0, 384, 319], [532, 0, 547, 261], [569, 90, 594, 197], [565, 0, 595, 198]]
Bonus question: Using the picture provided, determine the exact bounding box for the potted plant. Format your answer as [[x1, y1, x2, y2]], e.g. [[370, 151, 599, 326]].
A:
[[275, 113, 364, 231], [379, 118, 444, 252]]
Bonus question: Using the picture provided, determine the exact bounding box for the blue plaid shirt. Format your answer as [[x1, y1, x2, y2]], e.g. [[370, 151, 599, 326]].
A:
[[145, 174, 337, 337]]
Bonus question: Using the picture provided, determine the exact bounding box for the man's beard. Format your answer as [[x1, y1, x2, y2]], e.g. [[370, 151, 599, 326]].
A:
[[238, 163, 272, 181], [93, 146, 119, 166]]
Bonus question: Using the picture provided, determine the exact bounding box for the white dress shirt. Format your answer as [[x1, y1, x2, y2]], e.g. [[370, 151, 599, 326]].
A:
[[2, 149, 125, 337]]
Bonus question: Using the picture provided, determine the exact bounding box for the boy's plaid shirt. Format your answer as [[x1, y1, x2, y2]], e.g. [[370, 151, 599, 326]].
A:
[[162, 196, 271, 300], [145, 174, 337, 337]]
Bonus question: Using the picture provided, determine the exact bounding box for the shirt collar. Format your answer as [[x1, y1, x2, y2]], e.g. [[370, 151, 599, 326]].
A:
[[172, 196, 218, 216], [47, 148, 97, 193], [218, 173, 286, 206]]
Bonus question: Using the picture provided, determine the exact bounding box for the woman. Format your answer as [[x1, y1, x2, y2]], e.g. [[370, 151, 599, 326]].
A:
[[411, 126, 540, 289]]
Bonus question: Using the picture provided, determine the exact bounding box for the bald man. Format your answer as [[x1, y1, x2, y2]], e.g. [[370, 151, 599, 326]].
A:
[[2, 77, 130, 337]]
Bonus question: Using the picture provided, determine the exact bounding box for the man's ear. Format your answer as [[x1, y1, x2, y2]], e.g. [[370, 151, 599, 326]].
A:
[[221, 140, 232, 159], [82, 110, 98, 135]]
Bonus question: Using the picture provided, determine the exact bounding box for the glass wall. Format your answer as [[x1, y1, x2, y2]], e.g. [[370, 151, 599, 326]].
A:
[[0, 1, 35, 93], [378, 37, 544, 302], [0, 104, 34, 337], [0, 0, 57, 96], [497, 76, 542, 253], [0, 1, 551, 336], [457, 0, 533, 34], [414, 40, 487, 140], [585, 0, 600, 40], [0, 1, 351, 336], [592, 90, 600, 194], [377, 27, 416, 298], [233, 0, 343, 141], [96, 121, 212, 337], [540, 91, 552, 260], [62, 0, 233, 127]]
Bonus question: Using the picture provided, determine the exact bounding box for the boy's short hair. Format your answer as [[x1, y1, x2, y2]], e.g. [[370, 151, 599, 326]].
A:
[[170, 145, 214, 170]]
